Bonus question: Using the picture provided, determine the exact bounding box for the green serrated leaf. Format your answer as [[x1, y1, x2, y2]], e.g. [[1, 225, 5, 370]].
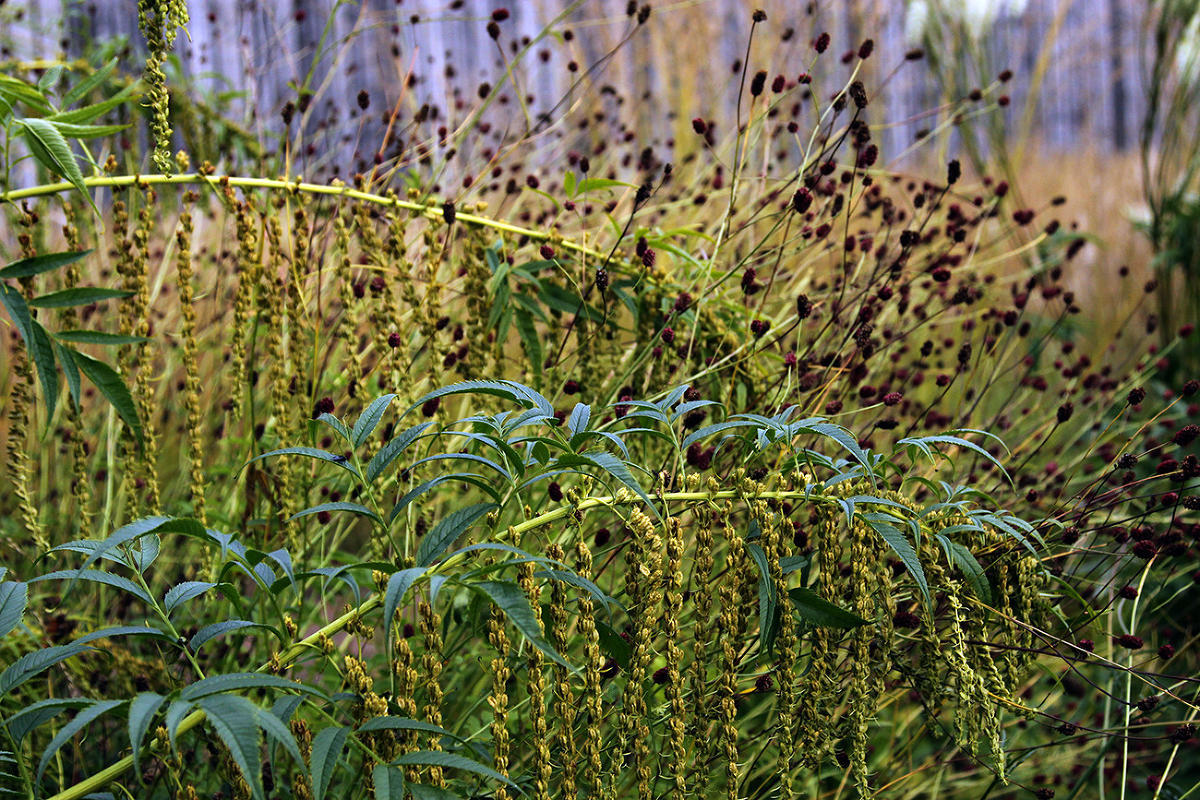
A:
[[473, 580, 568, 668], [393, 750, 520, 791], [416, 504, 497, 567], [37, 65, 64, 93], [315, 413, 351, 444], [935, 534, 993, 604], [0, 644, 91, 697], [181, 673, 327, 703], [574, 177, 637, 194], [407, 784, 463, 800], [0, 250, 90, 280], [310, 726, 349, 800], [62, 58, 118, 107], [788, 587, 868, 628], [128, 693, 166, 779], [28, 319, 59, 425], [3, 697, 91, 744], [865, 515, 930, 608], [73, 348, 143, 445], [163, 581, 217, 614], [45, 120, 130, 138], [745, 540, 777, 654], [71, 515, 171, 578], [388, 473, 500, 524], [357, 717, 457, 738], [163, 700, 193, 752], [366, 421, 433, 483], [0, 75, 52, 113], [50, 82, 139, 124], [18, 117, 96, 211], [190, 620, 271, 651], [243, 446, 361, 479], [30, 569, 153, 605], [373, 764, 406, 800], [290, 501, 384, 528], [406, 380, 553, 419], [0, 582, 26, 638], [52, 339, 81, 409], [36, 699, 123, 783], [352, 394, 397, 448], [513, 308, 542, 381], [54, 329, 149, 345], [0, 285, 60, 426], [252, 701, 305, 769], [383, 567, 426, 654], [567, 451, 658, 519], [70, 625, 170, 646], [196, 694, 265, 800]]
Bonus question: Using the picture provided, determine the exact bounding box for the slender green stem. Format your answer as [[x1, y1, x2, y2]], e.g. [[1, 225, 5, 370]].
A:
[[0, 173, 610, 261]]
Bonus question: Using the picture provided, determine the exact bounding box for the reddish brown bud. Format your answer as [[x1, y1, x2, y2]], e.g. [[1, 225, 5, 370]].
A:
[[750, 70, 767, 97]]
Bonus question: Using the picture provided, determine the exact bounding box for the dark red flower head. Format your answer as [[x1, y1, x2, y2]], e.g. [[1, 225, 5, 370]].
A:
[[1132, 540, 1157, 559], [1115, 634, 1144, 650], [792, 187, 813, 214], [947, 159, 961, 185], [313, 397, 335, 418], [1174, 424, 1199, 447]]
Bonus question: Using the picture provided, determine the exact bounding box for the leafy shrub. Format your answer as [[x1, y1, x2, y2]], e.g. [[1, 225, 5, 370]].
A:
[[0, 5, 1197, 799]]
